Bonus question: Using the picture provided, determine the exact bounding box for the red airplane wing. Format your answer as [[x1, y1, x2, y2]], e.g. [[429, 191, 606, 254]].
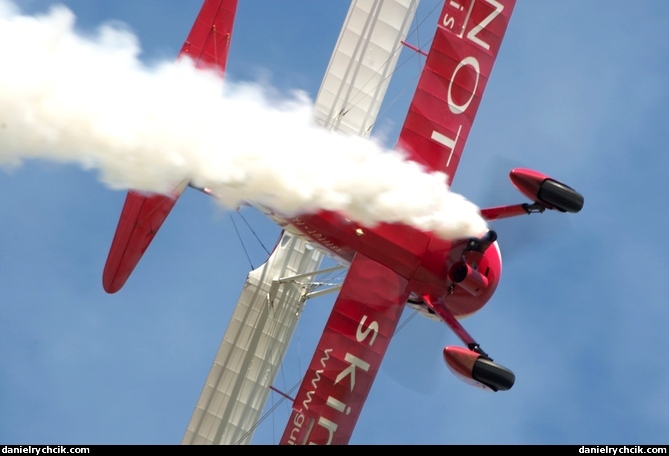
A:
[[396, 0, 516, 183], [103, 0, 238, 293], [280, 0, 516, 444], [280, 253, 411, 445]]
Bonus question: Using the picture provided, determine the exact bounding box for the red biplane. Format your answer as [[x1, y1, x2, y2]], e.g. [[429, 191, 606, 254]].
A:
[[103, 0, 583, 445]]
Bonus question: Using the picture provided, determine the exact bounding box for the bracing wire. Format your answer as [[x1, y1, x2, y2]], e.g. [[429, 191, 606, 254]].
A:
[[228, 212, 255, 270], [236, 209, 271, 255], [394, 307, 421, 335], [234, 379, 303, 445]]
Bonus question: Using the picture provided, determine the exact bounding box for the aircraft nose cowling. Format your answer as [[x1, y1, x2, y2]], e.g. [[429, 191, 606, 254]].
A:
[[443, 346, 515, 392]]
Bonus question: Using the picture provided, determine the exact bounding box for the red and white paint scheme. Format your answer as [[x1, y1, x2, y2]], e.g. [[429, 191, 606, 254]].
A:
[[277, 0, 582, 445], [279, 0, 517, 444], [103, 0, 584, 445]]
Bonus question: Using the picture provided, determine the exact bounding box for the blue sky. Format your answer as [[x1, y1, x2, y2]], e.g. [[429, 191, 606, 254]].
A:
[[1, 0, 668, 445]]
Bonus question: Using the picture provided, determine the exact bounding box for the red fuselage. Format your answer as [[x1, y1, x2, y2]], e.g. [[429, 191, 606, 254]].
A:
[[271, 209, 501, 318]]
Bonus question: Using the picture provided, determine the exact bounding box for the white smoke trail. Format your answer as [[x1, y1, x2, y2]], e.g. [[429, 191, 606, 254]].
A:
[[0, 1, 488, 240]]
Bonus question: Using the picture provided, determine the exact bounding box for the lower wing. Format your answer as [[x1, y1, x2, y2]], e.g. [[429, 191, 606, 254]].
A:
[[280, 253, 411, 445]]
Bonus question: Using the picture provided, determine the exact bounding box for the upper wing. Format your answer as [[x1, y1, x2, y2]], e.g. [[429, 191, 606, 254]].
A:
[[313, 0, 420, 137], [102, 0, 238, 293], [181, 0, 419, 444], [280, 253, 411, 445], [396, 0, 516, 183]]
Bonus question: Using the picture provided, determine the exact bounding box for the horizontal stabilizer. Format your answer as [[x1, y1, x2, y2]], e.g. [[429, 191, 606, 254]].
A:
[[103, 184, 186, 293], [102, 0, 238, 293]]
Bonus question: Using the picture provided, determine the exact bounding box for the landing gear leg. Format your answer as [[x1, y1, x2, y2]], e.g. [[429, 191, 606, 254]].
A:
[[422, 295, 515, 392], [422, 295, 488, 356]]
